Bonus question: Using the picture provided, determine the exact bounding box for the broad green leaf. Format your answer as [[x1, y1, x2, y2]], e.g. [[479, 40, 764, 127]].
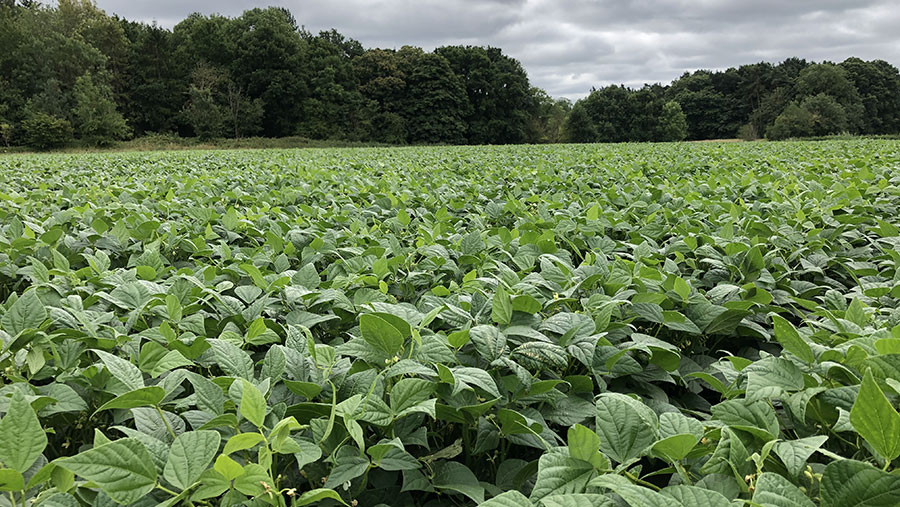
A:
[[94, 386, 165, 414], [710, 399, 779, 441], [56, 438, 157, 504], [390, 377, 435, 417], [0, 391, 47, 473], [359, 313, 404, 357], [652, 434, 699, 462], [821, 459, 900, 507], [323, 446, 368, 489], [492, 285, 512, 325], [850, 369, 900, 461], [1, 289, 46, 337], [752, 472, 815, 507], [93, 349, 145, 390], [295, 488, 348, 506], [771, 315, 814, 364], [772, 436, 828, 478], [432, 460, 485, 504], [530, 449, 596, 501], [164, 430, 221, 490], [469, 325, 507, 361], [567, 424, 608, 470], [481, 490, 534, 507], [0, 469, 24, 492], [223, 433, 266, 455], [239, 379, 267, 428], [595, 393, 658, 464], [661, 485, 731, 507]]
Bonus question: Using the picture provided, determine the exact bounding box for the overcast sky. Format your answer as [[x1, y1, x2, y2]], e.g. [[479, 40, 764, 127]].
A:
[[92, 0, 900, 100]]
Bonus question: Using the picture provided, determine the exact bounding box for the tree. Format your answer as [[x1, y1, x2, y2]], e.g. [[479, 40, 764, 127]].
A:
[[564, 104, 597, 143], [794, 63, 863, 132], [435, 45, 533, 144], [527, 88, 570, 143], [182, 64, 225, 139], [73, 72, 129, 145], [657, 101, 687, 141], [21, 111, 73, 149], [397, 47, 469, 144], [766, 102, 812, 140], [840, 58, 900, 134], [224, 80, 264, 138], [799, 93, 848, 136]]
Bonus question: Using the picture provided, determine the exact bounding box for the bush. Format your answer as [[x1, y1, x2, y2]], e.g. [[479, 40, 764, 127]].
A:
[[767, 102, 813, 140], [21, 112, 73, 150]]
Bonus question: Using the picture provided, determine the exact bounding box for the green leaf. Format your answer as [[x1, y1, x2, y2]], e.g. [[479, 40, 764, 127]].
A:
[[821, 459, 900, 507], [432, 460, 485, 504], [595, 393, 658, 464], [359, 313, 404, 357], [295, 488, 348, 506], [1, 289, 46, 337], [492, 285, 512, 325], [710, 399, 779, 441], [0, 391, 47, 473], [661, 485, 731, 507], [652, 434, 699, 462], [94, 386, 165, 414], [213, 454, 243, 481], [481, 490, 534, 507], [233, 463, 270, 496], [752, 472, 815, 507], [239, 379, 267, 428], [92, 349, 145, 390], [673, 276, 691, 302], [530, 449, 596, 501], [0, 469, 24, 492], [469, 325, 507, 362], [772, 436, 828, 478], [56, 438, 157, 504], [589, 474, 670, 507], [771, 315, 814, 364], [542, 494, 617, 507], [851, 369, 900, 461], [567, 424, 609, 470], [391, 378, 435, 418], [223, 433, 266, 455], [166, 294, 182, 322], [164, 430, 221, 491], [324, 446, 368, 489]]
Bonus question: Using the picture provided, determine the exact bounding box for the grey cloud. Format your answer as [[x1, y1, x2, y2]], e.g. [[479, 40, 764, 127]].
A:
[[93, 0, 900, 100]]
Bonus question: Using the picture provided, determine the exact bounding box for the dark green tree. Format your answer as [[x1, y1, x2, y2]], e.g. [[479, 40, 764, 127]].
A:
[[657, 101, 688, 141], [564, 103, 598, 143], [435, 45, 533, 144], [21, 111, 73, 149], [73, 72, 129, 145], [767, 102, 813, 140]]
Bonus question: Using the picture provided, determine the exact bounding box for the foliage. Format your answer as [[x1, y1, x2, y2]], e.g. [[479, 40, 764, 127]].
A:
[[19, 111, 73, 149], [657, 101, 688, 141], [2, 141, 900, 506], [73, 73, 130, 146]]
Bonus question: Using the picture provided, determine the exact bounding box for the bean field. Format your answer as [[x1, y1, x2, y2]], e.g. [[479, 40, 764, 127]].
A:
[[2, 141, 900, 506]]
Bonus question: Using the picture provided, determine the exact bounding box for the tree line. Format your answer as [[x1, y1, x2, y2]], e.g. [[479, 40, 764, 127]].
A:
[[1, 1, 899, 149]]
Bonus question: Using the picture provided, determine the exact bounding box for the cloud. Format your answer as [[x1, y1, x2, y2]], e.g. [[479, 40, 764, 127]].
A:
[[93, 0, 900, 100]]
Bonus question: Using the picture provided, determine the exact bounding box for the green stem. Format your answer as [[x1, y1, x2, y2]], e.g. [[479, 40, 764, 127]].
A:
[[156, 405, 178, 440], [624, 471, 661, 491], [8, 491, 17, 507], [156, 483, 180, 497], [674, 462, 693, 485]]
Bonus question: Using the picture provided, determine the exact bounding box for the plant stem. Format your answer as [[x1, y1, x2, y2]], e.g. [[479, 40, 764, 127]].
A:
[[157, 483, 180, 497], [156, 405, 178, 440], [624, 471, 661, 491]]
